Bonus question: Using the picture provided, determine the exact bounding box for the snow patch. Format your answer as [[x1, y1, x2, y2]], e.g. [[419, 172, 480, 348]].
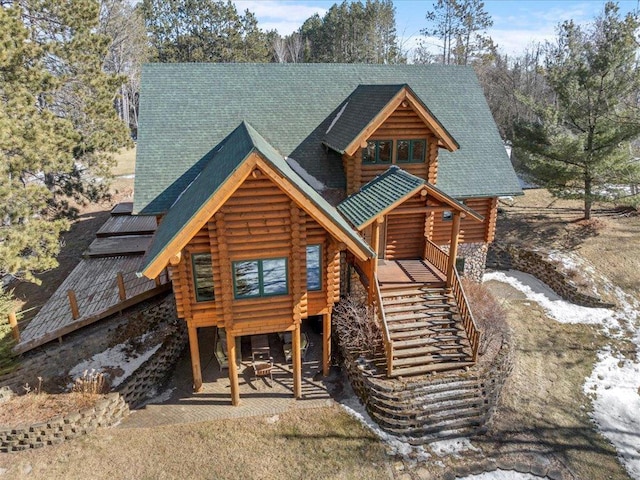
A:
[[145, 387, 175, 405], [483, 270, 616, 330], [325, 101, 349, 134], [430, 437, 478, 457], [68, 341, 162, 388], [584, 347, 640, 479], [286, 157, 326, 191], [458, 471, 544, 480]]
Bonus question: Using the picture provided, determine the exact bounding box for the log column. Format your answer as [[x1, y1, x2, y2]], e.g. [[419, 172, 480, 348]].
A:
[[215, 210, 240, 405], [226, 329, 240, 406], [322, 312, 331, 376], [292, 323, 302, 399], [187, 322, 203, 392], [290, 204, 305, 399], [446, 211, 462, 287]]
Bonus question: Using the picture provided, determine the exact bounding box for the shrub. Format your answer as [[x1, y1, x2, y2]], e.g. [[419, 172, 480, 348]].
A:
[[333, 297, 383, 359], [72, 369, 108, 396], [461, 279, 510, 354]]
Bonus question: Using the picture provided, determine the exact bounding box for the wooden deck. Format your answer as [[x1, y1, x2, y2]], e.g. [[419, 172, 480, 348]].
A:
[[13, 202, 167, 355], [14, 256, 170, 354], [377, 259, 445, 289]]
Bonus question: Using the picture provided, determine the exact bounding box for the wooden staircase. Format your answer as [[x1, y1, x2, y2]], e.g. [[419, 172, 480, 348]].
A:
[[380, 284, 474, 377]]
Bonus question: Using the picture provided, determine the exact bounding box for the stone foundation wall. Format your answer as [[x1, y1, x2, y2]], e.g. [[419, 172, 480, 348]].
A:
[[486, 244, 614, 308], [0, 392, 128, 453], [347, 268, 368, 305], [438, 242, 489, 283]]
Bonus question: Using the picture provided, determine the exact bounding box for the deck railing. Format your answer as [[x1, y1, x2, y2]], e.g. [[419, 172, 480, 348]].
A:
[[424, 239, 448, 275], [450, 268, 481, 362], [373, 273, 393, 376]]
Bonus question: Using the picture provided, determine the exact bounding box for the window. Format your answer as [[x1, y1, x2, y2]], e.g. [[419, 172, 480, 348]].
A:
[[397, 139, 426, 163], [455, 257, 465, 272], [306, 245, 322, 291], [192, 253, 215, 302], [442, 210, 453, 221], [233, 258, 288, 299], [362, 140, 392, 164]]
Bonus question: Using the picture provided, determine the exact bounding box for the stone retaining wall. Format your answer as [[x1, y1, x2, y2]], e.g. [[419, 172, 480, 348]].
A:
[[336, 327, 513, 443], [0, 392, 128, 453], [116, 300, 188, 408], [486, 244, 614, 308]]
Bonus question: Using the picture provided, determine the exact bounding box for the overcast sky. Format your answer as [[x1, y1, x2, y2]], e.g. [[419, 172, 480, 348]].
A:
[[234, 0, 639, 58]]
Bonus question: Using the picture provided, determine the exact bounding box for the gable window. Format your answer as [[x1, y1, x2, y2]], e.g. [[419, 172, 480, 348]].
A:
[[192, 253, 215, 302], [397, 139, 426, 163], [306, 245, 322, 291], [442, 210, 453, 221], [233, 258, 288, 299], [362, 140, 392, 164]]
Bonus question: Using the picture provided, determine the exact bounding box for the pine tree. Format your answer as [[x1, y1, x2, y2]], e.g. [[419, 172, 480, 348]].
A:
[[515, 3, 640, 219], [0, 1, 130, 284]]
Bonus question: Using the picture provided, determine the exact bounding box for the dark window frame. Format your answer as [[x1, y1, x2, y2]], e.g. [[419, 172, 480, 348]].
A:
[[362, 140, 393, 164], [396, 139, 426, 163], [191, 252, 215, 302], [232, 257, 289, 299]]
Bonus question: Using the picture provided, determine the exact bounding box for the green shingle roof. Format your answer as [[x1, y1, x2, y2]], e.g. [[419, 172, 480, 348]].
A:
[[337, 166, 483, 230], [323, 84, 405, 153], [134, 63, 522, 215], [337, 166, 424, 229], [140, 121, 374, 275]]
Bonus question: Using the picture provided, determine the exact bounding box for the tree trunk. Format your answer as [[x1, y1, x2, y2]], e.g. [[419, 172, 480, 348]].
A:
[[584, 175, 592, 220]]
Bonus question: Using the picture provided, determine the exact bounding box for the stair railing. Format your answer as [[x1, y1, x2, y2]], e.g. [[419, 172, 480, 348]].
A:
[[449, 268, 481, 362], [424, 239, 448, 275], [373, 273, 393, 376]]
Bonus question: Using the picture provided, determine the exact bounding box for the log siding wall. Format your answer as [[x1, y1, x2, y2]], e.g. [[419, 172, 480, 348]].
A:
[[343, 105, 438, 195], [169, 171, 337, 336]]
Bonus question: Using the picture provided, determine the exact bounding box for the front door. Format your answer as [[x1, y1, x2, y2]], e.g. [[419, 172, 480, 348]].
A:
[[385, 213, 425, 260]]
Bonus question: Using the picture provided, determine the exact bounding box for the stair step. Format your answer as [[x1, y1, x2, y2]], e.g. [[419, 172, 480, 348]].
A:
[[382, 295, 452, 306], [393, 353, 470, 367], [385, 312, 454, 322], [389, 361, 474, 378], [393, 336, 467, 349], [381, 287, 447, 298], [388, 320, 455, 331], [390, 327, 461, 341], [391, 345, 441, 358], [384, 304, 453, 315]]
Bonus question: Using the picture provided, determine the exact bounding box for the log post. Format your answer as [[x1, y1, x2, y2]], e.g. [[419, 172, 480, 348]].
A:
[[117, 272, 126, 301], [446, 212, 462, 287], [187, 323, 203, 392], [67, 290, 80, 319], [227, 329, 240, 406], [292, 324, 302, 399], [322, 312, 331, 376], [8, 312, 19, 343], [371, 217, 382, 275]]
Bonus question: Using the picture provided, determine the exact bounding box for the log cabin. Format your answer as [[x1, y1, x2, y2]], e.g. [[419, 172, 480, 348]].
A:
[[134, 64, 521, 405]]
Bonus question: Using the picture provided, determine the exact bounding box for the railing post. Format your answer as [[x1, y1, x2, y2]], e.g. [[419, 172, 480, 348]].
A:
[[67, 290, 80, 319], [446, 212, 462, 287], [117, 272, 127, 301], [8, 312, 19, 342]]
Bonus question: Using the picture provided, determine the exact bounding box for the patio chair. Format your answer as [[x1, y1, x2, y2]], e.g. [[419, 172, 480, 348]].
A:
[[252, 351, 273, 382]]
